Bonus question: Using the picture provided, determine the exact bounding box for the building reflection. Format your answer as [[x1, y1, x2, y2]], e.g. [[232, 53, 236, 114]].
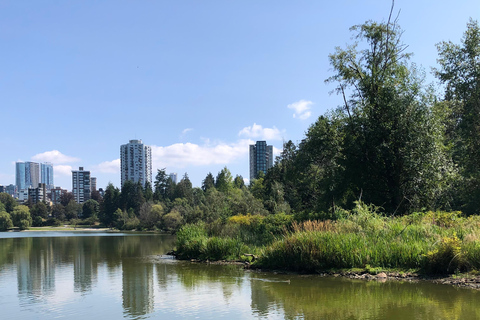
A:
[[16, 238, 55, 300], [122, 258, 154, 317]]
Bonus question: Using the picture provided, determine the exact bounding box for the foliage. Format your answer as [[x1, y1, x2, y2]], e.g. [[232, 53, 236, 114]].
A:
[[0, 193, 17, 213], [11, 205, 32, 230], [0, 211, 13, 231]]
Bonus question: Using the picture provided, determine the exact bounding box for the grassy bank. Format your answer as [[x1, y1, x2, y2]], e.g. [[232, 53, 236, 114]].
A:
[[175, 202, 480, 275]]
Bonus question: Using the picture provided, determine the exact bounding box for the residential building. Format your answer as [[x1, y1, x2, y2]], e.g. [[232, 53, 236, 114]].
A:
[[41, 162, 54, 190], [72, 167, 91, 204], [28, 183, 47, 204], [249, 141, 274, 181], [5, 184, 16, 197], [49, 187, 67, 205], [169, 173, 178, 184], [120, 139, 152, 187], [90, 177, 97, 192]]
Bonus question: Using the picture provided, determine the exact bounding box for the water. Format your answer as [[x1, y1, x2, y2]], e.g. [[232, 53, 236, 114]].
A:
[[0, 232, 479, 319]]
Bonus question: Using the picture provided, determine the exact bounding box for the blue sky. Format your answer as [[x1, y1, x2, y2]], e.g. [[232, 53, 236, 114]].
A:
[[1, 0, 479, 191]]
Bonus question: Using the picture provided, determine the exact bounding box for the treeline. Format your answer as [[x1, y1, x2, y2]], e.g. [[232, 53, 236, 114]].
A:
[[261, 18, 480, 216]]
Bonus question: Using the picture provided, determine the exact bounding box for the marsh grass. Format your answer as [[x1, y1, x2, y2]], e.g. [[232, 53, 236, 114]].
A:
[[176, 203, 480, 274]]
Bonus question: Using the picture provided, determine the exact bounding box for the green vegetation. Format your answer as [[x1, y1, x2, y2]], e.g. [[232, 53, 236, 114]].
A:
[[177, 202, 480, 275]]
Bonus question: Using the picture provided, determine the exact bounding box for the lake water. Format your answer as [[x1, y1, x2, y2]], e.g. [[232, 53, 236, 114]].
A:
[[0, 232, 479, 319]]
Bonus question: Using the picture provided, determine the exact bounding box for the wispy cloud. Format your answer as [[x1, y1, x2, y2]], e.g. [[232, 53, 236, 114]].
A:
[[31, 150, 80, 164], [238, 123, 283, 140], [151, 139, 252, 169], [287, 100, 313, 120], [180, 128, 193, 139], [92, 159, 120, 174]]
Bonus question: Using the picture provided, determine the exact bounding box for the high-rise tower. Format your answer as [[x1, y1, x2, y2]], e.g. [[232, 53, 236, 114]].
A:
[[120, 139, 152, 187], [41, 162, 54, 190], [16, 161, 40, 191], [249, 141, 273, 181], [72, 167, 91, 203]]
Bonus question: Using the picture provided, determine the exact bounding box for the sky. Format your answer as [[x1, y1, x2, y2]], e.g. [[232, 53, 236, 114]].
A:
[[1, 0, 479, 191]]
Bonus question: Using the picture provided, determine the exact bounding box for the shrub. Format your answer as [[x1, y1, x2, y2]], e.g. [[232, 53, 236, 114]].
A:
[[0, 211, 13, 231]]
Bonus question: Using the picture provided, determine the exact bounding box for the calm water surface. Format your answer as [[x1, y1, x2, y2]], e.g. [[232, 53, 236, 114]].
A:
[[0, 232, 478, 319]]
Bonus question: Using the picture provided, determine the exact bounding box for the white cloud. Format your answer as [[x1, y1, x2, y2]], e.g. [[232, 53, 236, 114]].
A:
[[151, 139, 252, 169], [31, 150, 80, 164], [287, 100, 313, 120], [92, 159, 120, 174], [54, 165, 74, 176], [181, 128, 193, 136], [238, 123, 283, 140]]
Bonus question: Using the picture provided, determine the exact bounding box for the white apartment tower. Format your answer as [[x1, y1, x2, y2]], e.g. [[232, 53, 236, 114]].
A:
[[120, 139, 152, 187], [72, 167, 91, 203]]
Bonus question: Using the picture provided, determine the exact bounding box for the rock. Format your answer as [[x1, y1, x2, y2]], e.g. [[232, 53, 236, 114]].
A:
[[377, 272, 387, 279]]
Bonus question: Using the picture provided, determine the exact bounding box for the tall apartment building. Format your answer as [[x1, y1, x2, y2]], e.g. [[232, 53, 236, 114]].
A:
[[16, 161, 40, 190], [120, 139, 152, 187], [28, 183, 47, 204], [41, 162, 54, 190], [249, 141, 274, 181], [90, 177, 97, 192], [72, 167, 91, 203], [169, 173, 178, 184]]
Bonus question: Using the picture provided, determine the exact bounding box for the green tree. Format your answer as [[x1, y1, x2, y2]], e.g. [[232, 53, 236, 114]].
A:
[[144, 181, 154, 202], [65, 200, 82, 220], [435, 19, 480, 214], [0, 211, 13, 231], [0, 193, 17, 213], [60, 192, 75, 207], [82, 199, 100, 219], [233, 175, 245, 189], [324, 17, 451, 213], [202, 172, 215, 192], [174, 173, 193, 203], [30, 202, 49, 219], [215, 167, 233, 193], [11, 205, 32, 230], [154, 168, 168, 201], [100, 183, 120, 226], [52, 203, 66, 221]]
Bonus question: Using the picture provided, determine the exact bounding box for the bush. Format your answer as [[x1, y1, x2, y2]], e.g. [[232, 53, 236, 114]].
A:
[[424, 234, 464, 274]]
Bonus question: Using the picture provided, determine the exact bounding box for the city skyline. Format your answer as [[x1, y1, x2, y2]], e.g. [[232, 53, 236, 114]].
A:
[[0, 1, 478, 191]]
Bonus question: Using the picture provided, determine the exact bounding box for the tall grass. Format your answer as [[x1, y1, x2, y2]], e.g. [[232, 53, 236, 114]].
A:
[[176, 204, 480, 274]]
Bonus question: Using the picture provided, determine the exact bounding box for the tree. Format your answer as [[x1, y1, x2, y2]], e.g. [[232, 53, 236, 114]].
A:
[[174, 173, 193, 203], [30, 202, 49, 219], [11, 205, 32, 230], [154, 168, 168, 201], [139, 202, 163, 229], [52, 204, 66, 221], [233, 175, 245, 189], [100, 183, 120, 226], [0, 211, 13, 231], [144, 181, 154, 202], [435, 19, 480, 214], [324, 14, 451, 213], [0, 193, 17, 213], [65, 200, 82, 220], [215, 167, 234, 193], [202, 172, 215, 192], [60, 192, 75, 207], [82, 199, 100, 219]]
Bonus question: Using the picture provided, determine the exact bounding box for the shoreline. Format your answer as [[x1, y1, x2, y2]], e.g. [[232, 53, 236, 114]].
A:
[[184, 258, 480, 290]]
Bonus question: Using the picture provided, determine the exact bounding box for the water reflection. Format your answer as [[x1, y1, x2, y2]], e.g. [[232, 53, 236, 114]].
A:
[[0, 233, 479, 319]]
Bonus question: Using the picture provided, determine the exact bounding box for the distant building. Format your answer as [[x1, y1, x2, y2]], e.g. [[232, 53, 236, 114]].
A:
[[249, 141, 274, 181], [169, 173, 177, 184], [41, 162, 54, 191], [72, 167, 91, 204], [120, 139, 152, 187], [16, 161, 40, 191], [90, 177, 97, 192], [49, 187, 67, 205], [28, 183, 47, 204], [5, 184, 16, 197]]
